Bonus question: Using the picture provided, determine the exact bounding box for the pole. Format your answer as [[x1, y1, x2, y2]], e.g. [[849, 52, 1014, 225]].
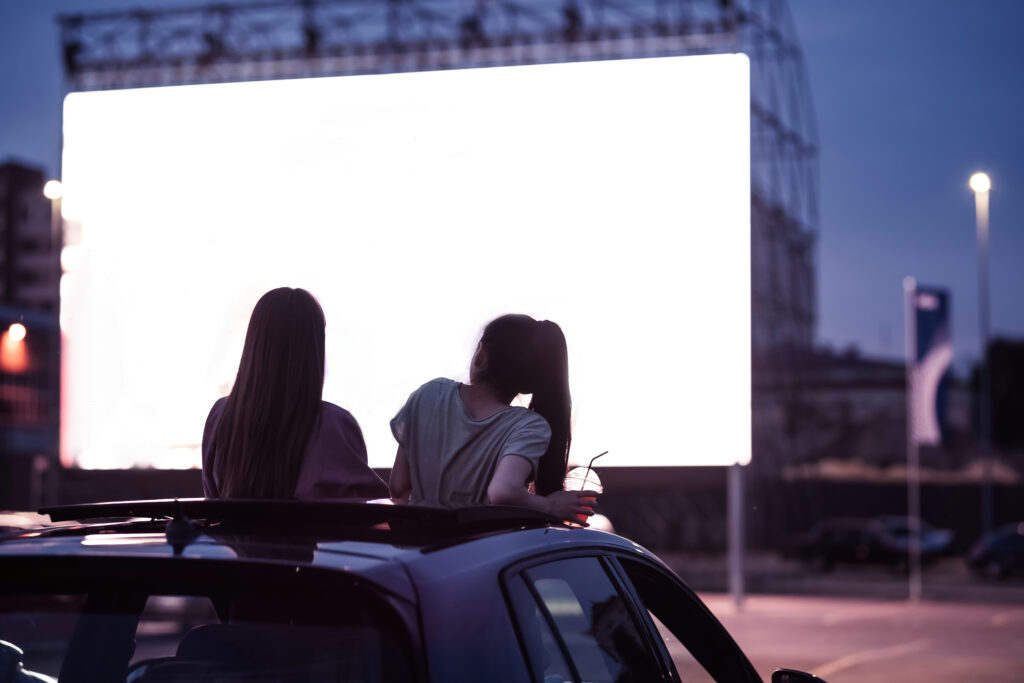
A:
[[903, 277, 922, 601], [975, 186, 993, 537], [48, 190, 63, 506], [728, 462, 744, 608]]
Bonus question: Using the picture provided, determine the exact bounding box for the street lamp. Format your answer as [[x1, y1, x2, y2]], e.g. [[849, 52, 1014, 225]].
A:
[[43, 179, 63, 201], [1, 323, 29, 373], [7, 322, 27, 343], [43, 180, 63, 247], [969, 171, 992, 536], [43, 179, 65, 500]]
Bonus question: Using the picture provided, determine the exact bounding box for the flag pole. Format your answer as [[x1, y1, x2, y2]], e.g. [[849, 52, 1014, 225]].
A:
[[904, 277, 923, 602]]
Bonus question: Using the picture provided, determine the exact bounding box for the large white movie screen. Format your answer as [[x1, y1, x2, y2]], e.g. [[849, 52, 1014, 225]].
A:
[[60, 54, 751, 470]]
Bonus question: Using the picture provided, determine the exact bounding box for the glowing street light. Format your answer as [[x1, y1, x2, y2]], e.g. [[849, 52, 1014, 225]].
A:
[[969, 172, 991, 194], [970, 171, 993, 535], [43, 179, 65, 330], [43, 179, 64, 243], [7, 322, 27, 343], [43, 179, 64, 200], [1, 323, 29, 373]]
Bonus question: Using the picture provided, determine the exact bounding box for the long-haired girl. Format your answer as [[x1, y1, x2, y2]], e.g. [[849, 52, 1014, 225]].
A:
[[202, 287, 386, 499]]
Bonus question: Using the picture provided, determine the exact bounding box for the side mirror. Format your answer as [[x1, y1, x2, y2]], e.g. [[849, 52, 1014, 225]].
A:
[[773, 668, 827, 683]]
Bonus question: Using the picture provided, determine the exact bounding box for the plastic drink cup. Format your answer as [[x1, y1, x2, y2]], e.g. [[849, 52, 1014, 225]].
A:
[[563, 466, 602, 524], [563, 466, 603, 494]]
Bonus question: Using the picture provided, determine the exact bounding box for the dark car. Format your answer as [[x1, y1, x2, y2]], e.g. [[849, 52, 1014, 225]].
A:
[[797, 515, 953, 573], [0, 498, 826, 683], [967, 522, 1024, 580]]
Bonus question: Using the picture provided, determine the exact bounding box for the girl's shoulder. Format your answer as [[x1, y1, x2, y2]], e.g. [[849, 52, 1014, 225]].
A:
[[319, 400, 361, 429], [204, 396, 229, 429], [410, 377, 458, 401]]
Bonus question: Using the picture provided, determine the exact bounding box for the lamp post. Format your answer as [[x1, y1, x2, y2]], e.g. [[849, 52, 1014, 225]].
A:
[[969, 171, 992, 536], [903, 277, 922, 601], [43, 179, 63, 326], [42, 179, 64, 506], [43, 180, 63, 236]]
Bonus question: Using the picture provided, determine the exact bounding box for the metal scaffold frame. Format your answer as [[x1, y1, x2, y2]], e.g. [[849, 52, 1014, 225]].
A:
[[59, 0, 817, 359], [57, 0, 820, 514]]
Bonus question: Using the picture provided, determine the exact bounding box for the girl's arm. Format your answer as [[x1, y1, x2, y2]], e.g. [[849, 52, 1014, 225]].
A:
[[389, 446, 412, 501], [488, 455, 597, 523]]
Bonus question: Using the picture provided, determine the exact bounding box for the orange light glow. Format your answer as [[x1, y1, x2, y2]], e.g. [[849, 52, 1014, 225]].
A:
[[0, 327, 29, 373]]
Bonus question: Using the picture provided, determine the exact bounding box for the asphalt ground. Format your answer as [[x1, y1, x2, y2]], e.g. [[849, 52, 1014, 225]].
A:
[[694, 594, 1024, 683], [652, 553, 1024, 681]]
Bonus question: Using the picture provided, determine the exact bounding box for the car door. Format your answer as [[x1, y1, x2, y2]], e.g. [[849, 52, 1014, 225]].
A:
[[502, 553, 672, 683]]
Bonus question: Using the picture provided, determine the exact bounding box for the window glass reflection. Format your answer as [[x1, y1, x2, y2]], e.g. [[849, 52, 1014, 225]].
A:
[[524, 558, 662, 683]]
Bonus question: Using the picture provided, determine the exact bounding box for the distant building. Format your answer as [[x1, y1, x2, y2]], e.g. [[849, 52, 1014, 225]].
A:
[[979, 338, 1024, 454], [797, 349, 969, 465], [0, 160, 60, 510], [0, 160, 59, 313], [752, 347, 973, 477], [1, 304, 59, 447]]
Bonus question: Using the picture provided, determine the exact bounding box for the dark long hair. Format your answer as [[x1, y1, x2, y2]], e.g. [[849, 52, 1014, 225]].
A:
[[212, 287, 326, 498], [476, 314, 571, 495]]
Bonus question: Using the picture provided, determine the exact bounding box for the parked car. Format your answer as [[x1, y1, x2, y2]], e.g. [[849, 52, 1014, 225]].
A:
[[966, 521, 1024, 580], [797, 515, 954, 573], [873, 515, 955, 557], [0, 498, 826, 682]]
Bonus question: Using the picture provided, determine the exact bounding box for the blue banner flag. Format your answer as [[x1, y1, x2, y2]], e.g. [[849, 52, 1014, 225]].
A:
[[910, 286, 952, 446]]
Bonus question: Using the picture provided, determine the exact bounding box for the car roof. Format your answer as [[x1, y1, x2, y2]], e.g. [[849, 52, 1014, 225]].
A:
[[0, 499, 656, 601]]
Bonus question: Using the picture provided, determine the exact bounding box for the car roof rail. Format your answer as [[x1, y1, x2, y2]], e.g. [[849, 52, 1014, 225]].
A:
[[38, 498, 568, 535]]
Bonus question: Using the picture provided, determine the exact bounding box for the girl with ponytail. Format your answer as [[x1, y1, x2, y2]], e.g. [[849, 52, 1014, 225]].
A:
[[389, 314, 596, 521]]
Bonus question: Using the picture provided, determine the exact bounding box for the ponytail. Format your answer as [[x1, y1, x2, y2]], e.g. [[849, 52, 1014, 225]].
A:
[[478, 315, 572, 495], [529, 320, 572, 495]]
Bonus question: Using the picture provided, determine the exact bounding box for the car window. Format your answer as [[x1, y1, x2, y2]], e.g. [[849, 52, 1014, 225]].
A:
[[505, 574, 575, 683], [517, 556, 664, 683], [617, 558, 758, 683], [647, 610, 713, 683], [0, 562, 415, 683]]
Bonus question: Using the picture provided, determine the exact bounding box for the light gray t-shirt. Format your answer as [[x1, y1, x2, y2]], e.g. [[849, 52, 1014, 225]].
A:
[[390, 377, 552, 506]]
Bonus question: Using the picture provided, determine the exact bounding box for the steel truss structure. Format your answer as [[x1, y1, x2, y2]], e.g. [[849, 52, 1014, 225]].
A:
[[59, 0, 817, 353], [58, 0, 819, 499]]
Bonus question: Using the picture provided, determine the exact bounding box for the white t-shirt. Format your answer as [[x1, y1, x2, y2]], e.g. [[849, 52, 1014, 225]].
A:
[[390, 378, 552, 506]]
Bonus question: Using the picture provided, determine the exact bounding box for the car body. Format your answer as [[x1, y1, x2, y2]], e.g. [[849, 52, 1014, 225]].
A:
[[796, 515, 953, 572], [0, 498, 825, 683], [966, 521, 1024, 579]]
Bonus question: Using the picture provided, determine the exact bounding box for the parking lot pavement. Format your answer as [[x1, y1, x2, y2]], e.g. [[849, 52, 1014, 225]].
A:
[[693, 594, 1024, 683]]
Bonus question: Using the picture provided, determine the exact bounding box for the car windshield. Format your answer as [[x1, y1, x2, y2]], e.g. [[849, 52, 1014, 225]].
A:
[[0, 557, 415, 683]]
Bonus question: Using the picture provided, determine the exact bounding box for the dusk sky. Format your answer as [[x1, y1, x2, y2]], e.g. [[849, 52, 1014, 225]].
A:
[[2, 0, 1022, 375], [789, 0, 1024, 372]]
